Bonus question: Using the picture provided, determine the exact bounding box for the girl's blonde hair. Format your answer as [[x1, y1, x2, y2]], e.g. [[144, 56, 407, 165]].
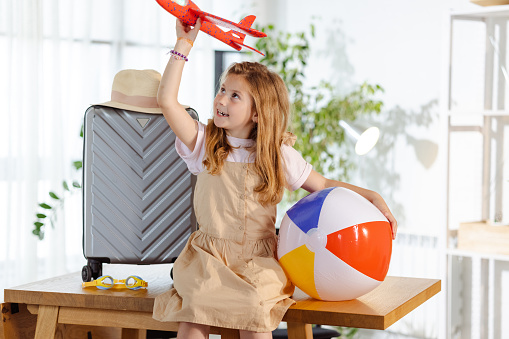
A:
[[203, 62, 291, 206]]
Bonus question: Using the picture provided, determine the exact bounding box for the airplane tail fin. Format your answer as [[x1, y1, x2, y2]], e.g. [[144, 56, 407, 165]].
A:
[[239, 15, 256, 29], [226, 18, 265, 56]]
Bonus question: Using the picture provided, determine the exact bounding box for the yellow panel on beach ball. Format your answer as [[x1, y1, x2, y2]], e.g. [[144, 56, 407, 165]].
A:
[[279, 245, 319, 300]]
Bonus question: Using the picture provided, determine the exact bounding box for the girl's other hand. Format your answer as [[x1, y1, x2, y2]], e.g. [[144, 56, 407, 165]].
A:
[[370, 192, 398, 240]]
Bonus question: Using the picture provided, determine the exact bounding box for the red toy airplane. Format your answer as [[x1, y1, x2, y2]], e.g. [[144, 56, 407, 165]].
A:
[[155, 0, 267, 56]]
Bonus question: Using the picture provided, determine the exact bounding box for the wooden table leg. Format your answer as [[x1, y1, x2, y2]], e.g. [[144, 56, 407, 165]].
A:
[[286, 322, 313, 339], [34, 305, 59, 339]]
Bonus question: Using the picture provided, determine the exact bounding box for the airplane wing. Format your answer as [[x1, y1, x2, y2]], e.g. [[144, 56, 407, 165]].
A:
[[189, 8, 266, 38]]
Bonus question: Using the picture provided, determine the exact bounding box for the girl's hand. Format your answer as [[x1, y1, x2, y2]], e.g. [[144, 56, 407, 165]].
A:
[[176, 17, 201, 44], [370, 192, 398, 240]]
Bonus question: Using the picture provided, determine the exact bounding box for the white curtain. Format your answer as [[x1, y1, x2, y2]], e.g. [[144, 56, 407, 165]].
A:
[[0, 0, 218, 292]]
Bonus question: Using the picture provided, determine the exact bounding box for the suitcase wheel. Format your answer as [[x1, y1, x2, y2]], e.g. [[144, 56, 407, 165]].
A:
[[82, 259, 103, 282], [82, 265, 92, 282]]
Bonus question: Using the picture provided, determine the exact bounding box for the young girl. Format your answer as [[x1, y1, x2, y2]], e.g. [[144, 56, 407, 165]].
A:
[[152, 19, 397, 339]]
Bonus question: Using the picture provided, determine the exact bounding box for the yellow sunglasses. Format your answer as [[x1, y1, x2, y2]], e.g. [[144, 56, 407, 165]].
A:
[[82, 275, 148, 290]]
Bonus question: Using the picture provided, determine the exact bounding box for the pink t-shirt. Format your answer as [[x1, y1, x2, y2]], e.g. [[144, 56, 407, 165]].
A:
[[175, 121, 312, 191]]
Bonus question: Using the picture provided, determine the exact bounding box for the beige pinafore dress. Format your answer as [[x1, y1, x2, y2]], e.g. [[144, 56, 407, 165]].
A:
[[152, 161, 295, 332]]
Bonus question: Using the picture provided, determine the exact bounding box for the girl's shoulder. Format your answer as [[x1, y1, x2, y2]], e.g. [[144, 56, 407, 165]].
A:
[[175, 120, 206, 175], [280, 143, 313, 191], [281, 143, 304, 163]]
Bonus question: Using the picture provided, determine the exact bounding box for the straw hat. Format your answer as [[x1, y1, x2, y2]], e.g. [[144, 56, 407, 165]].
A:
[[98, 69, 163, 114]]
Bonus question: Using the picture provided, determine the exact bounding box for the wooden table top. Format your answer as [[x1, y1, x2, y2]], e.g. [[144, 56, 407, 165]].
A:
[[4, 264, 440, 330]]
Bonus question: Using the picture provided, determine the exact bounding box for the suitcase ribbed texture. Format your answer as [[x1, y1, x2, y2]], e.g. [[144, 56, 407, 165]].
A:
[[83, 106, 196, 264]]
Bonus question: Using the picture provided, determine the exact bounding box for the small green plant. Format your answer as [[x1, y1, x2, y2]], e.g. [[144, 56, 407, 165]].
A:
[[33, 127, 83, 240]]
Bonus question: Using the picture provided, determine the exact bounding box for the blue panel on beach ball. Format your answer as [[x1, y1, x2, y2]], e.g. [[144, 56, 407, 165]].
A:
[[286, 187, 335, 234]]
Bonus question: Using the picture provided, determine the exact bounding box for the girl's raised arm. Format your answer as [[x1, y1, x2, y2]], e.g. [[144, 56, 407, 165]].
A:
[[158, 18, 202, 151]]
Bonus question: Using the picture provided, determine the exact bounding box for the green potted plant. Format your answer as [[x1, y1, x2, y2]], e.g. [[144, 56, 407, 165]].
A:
[[254, 24, 383, 203]]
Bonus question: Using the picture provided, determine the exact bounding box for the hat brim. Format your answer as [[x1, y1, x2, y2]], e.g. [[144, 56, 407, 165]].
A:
[[96, 101, 163, 114]]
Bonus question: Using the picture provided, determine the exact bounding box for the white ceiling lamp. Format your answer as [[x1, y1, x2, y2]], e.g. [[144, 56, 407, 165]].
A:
[[339, 120, 380, 155]]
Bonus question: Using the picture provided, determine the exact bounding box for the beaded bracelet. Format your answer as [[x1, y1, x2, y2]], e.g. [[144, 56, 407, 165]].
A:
[[177, 37, 194, 47], [168, 49, 189, 62]]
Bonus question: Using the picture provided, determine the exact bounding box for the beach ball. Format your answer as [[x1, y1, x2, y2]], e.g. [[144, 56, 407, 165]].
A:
[[277, 187, 392, 301]]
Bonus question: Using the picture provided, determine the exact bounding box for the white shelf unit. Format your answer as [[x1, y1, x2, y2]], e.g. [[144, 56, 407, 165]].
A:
[[443, 6, 509, 339]]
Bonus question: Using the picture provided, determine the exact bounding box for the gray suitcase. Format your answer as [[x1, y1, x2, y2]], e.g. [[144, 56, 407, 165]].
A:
[[81, 105, 198, 281]]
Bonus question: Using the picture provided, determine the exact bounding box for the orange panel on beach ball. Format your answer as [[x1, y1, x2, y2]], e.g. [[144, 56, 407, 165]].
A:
[[325, 221, 392, 281]]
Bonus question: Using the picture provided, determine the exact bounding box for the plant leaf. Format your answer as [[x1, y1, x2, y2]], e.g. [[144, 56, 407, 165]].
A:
[[73, 161, 82, 171], [39, 203, 52, 209], [34, 221, 44, 227], [36, 214, 47, 219], [63, 181, 70, 191], [72, 181, 81, 188], [49, 192, 60, 200]]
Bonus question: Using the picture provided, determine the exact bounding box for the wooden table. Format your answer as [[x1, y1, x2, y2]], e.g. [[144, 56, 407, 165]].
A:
[[2, 264, 440, 339]]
